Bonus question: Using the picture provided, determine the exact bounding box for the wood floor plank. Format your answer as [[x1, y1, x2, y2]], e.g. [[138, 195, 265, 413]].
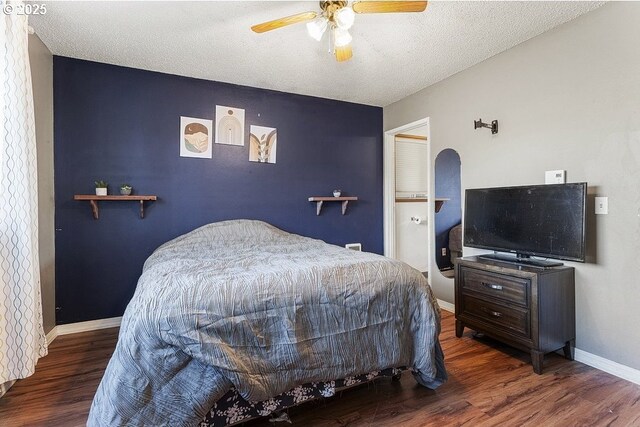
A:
[[1, 312, 638, 427]]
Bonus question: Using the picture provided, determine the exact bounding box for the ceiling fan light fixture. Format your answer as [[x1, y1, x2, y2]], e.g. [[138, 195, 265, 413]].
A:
[[334, 27, 352, 47], [306, 17, 328, 41], [334, 6, 355, 29], [252, 1, 430, 62]]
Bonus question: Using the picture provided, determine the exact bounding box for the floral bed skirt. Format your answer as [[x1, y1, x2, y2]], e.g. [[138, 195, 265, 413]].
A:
[[199, 367, 406, 426]]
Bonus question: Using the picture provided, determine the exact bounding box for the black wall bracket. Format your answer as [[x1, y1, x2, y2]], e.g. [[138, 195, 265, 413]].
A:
[[474, 118, 498, 134]]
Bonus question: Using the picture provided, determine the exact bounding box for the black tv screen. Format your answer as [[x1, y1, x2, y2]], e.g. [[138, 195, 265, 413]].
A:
[[464, 183, 587, 262]]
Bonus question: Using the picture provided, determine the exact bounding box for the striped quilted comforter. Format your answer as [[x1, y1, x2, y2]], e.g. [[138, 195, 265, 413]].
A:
[[88, 220, 447, 426]]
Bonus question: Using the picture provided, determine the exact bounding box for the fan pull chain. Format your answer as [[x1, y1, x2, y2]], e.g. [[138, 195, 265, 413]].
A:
[[328, 24, 335, 54]]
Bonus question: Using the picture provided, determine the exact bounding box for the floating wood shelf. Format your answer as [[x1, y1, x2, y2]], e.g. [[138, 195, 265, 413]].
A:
[[395, 197, 449, 213], [308, 196, 358, 215], [74, 195, 157, 219]]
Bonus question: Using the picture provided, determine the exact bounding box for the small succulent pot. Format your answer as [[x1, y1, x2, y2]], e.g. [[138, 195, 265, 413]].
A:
[[120, 185, 132, 196], [333, 189, 342, 197], [95, 180, 108, 196]]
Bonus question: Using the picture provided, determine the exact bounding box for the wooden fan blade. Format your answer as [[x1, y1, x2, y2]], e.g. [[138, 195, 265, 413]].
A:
[[335, 45, 353, 62], [251, 11, 318, 33], [352, 1, 428, 14]]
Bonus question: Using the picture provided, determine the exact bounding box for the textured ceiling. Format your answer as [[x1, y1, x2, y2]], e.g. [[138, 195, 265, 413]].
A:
[[30, 1, 604, 106]]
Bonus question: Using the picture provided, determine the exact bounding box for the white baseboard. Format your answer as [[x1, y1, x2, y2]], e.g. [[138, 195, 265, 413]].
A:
[[57, 316, 122, 335], [437, 299, 455, 313], [574, 348, 640, 386], [46, 316, 122, 345], [45, 327, 57, 346]]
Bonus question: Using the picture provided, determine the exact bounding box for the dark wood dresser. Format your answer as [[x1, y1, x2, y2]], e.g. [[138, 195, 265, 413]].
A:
[[454, 256, 575, 374]]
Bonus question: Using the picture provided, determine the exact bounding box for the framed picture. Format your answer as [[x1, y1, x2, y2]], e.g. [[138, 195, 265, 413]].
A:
[[249, 125, 277, 164], [215, 105, 245, 146], [180, 116, 212, 159]]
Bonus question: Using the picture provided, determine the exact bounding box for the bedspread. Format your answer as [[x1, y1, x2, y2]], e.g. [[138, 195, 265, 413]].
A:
[[88, 220, 446, 427]]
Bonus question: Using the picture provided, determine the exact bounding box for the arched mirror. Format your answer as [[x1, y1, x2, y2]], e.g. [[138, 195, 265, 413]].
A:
[[434, 149, 461, 278]]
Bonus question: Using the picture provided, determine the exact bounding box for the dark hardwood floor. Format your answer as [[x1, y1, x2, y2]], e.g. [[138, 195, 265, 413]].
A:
[[1, 311, 639, 426]]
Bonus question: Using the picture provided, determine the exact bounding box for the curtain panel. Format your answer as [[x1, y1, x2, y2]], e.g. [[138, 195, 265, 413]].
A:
[[0, 1, 48, 386]]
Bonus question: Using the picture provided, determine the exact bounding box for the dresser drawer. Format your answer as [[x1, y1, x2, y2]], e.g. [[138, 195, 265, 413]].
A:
[[460, 267, 529, 306], [460, 295, 530, 337]]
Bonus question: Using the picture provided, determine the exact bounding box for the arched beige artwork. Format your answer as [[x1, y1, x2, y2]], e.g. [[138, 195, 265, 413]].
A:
[[180, 116, 212, 159], [215, 105, 245, 146], [249, 125, 277, 164]]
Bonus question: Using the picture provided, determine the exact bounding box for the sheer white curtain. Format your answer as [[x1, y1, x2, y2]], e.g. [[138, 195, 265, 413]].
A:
[[0, 2, 48, 388]]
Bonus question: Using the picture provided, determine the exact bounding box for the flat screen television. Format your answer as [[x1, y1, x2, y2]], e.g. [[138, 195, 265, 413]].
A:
[[464, 183, 587, 267]]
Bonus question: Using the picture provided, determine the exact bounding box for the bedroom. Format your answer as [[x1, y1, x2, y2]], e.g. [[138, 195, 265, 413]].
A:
[[1, 1, 639, 426]]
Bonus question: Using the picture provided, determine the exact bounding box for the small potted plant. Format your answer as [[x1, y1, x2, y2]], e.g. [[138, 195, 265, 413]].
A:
[[120, 184, 132, 196], [95, 180, 108, 196]]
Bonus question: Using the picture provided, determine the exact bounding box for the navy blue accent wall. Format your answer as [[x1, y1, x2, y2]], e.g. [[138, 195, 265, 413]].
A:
[[434, 149, 461, 270], [54, 57, 383, 324]]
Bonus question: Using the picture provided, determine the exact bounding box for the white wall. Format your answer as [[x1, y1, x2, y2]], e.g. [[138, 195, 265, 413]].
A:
[[28, 34, 55, 335], [384, 2, 640, 371]]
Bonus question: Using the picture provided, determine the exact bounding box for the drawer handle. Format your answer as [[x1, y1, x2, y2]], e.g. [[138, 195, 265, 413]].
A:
[[482, 307, 503, 317], [482, 281, 503, 291]]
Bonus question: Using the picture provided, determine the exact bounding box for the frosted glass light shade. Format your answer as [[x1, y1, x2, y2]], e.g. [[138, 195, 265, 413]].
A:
[[306, 18, 328, 41], [334, 28, 352, 47], [335, 7, 355, 29]]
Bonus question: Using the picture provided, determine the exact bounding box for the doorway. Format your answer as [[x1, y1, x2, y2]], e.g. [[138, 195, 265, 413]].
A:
[[383, 118, 432, 276]]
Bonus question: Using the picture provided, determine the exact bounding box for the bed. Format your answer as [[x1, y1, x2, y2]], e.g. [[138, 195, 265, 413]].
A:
[[88, 220, 447, 427]]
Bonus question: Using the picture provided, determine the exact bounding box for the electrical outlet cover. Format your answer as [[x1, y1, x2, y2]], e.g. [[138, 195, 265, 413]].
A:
[[595, 196, 608, 214]]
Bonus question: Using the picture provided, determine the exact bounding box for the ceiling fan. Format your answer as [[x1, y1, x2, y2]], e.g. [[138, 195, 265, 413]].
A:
[[251, 1, 428, 62]]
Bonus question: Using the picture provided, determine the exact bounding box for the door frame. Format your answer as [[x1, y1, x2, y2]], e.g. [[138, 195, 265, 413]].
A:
[[383, 117, 432, 266]]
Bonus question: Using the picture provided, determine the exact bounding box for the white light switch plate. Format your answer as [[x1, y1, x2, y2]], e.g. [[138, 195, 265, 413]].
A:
[[595, 197, 608, 215], [545, 170, 566, 184]]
